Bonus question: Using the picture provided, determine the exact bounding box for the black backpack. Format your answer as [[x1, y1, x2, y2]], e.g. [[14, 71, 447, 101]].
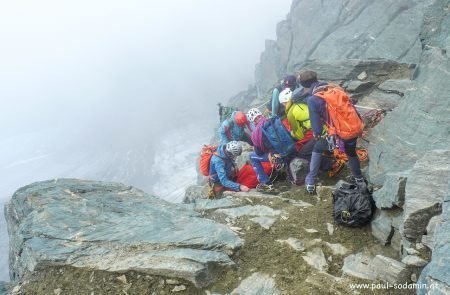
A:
[[332, 181, 374, 227]]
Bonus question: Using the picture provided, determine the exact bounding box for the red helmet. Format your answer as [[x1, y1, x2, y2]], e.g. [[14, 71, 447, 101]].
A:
[[234, 111, 247, 126]]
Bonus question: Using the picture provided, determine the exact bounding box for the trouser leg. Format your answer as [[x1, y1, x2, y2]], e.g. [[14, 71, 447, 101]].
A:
[[343, 138, 363, 178], [250, 152, 270, 184]]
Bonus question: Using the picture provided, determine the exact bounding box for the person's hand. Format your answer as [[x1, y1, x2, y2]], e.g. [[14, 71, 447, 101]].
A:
[[240, 185, 250, 192]]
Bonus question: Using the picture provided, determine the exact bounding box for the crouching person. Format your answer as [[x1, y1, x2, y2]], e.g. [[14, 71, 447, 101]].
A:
[[209, 141, 250, 198]]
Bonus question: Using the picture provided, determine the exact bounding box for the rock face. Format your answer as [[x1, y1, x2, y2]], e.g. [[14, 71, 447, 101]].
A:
[[230, 273, 280, 295], [4, 179, 242, 288], [255, 0, 427, 96], [418, 184, 450, 294], [401, 150, 450, 241]]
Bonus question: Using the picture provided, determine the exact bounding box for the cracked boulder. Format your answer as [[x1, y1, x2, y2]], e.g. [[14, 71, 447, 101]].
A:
[[4, 179, 242, 288], [401, 150, 450, 241]]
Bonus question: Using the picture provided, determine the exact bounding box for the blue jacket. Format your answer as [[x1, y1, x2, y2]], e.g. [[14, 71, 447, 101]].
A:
[[306, 82, 328, 136], [209, 145, 240, 191], [219, 111, 245, 144]]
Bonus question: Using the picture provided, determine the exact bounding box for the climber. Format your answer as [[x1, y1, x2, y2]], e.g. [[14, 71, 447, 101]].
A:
[[267, 75, 299, 118], [209, 141, 250, 198], [246, 108, 294, 192], [218, 111, 252, 145], [298, 70, 366, 194], [278, 88, 314, 155], [279, 88, 341, 176]]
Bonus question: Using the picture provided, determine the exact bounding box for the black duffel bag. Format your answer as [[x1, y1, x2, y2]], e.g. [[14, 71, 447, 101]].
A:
[[332, 181, 375, 227]]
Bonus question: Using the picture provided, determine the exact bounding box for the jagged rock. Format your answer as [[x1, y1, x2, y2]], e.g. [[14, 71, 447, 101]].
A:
[[302, 248, 328, 272], [373, 172, 408, 209], [346, 80, 375, 92], [183, 185, 209, 203], [216, 205, 282, 218], [378, 79, 414, 95], [286, 199, 313, 208], [370, 255, 411, 284], [300, 59, 413, 84], [358, 89, 403, 111], [418, 183, 450, 294], [401, 150, 450, 241], [255, 0, 427, 95], [250, 217, 276, 230], [288, 157, 309, 185], [390, 230, 402, 253], [185, 197, 240, 212], [227, 85, 258, 110], [368, 47, 450, 185], [4, 179, 242, 288], [401, 255, 428, 267], [276, 238, 305, 252], [305, 239, 322, 248], [342, 253, 377, 281], [371, 209, 403, 245], [421, 215, 442, 250], [230, 273, 280, 295], [357, 71, 368, 81], [325, 242, 349, 256]]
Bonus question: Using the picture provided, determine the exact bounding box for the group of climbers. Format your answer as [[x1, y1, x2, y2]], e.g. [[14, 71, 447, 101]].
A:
[[202, 70, 367, 198]]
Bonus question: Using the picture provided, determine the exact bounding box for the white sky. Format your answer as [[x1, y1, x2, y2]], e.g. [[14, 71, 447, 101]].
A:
[[0, 0, 292, 138]]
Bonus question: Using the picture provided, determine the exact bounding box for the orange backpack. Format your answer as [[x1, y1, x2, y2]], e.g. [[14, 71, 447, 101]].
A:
[[199, 145, 218, 176], [313, 85, 364, 140]]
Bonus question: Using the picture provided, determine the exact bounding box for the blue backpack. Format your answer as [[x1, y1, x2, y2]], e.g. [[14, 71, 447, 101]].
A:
[[261, 116, 295, 157]]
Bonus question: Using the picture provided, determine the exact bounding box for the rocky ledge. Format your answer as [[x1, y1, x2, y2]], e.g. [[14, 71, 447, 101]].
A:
[[4, 179, 242, 294]]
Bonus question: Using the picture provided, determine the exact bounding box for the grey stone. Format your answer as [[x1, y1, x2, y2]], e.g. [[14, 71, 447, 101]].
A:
[[302, 248, 328, 272], [230, 272, 280, 295], [185, 197, 239, 212], [254, 0, 428, 96], [378, 79, 415, 95], [390, 230, 402, 253], [216, 205, 282, 218], [401, 255, 428, 267], [342, 253, 377, 281], [357, 71, 368, 81], [304, 228, 319, 234], [250, 217, 276, 230], [371, 209, 403, 245], [370, 255, 411, 284], [276, 238, 305, 252], [4, 179, 242, 288], [421, 215, 442, 250], [346, 80, 375, 92], [401, 150, 450, 241], [418, 183, 450, 294], [183, 185, 209, 203], [373, 172, 408, 209], [358, 89, 403, 111], [325, 242, 349, 256], [288, 157, 309, 186], [300, 59, 413, 84], [368, 48, 450, 185]]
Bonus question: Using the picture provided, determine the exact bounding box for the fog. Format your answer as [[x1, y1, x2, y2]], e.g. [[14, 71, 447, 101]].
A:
[[0, 0, 292, 281]]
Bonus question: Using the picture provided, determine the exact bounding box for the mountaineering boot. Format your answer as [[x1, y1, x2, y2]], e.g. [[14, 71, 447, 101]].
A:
[[306, 184, 315, 194], [305, 152, 322, 194]]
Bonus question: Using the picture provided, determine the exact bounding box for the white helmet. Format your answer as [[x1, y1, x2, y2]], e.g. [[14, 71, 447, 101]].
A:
[[279, 88, 293, 104], [246, 108, 262, 123], [226, 141, 242, 157]]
